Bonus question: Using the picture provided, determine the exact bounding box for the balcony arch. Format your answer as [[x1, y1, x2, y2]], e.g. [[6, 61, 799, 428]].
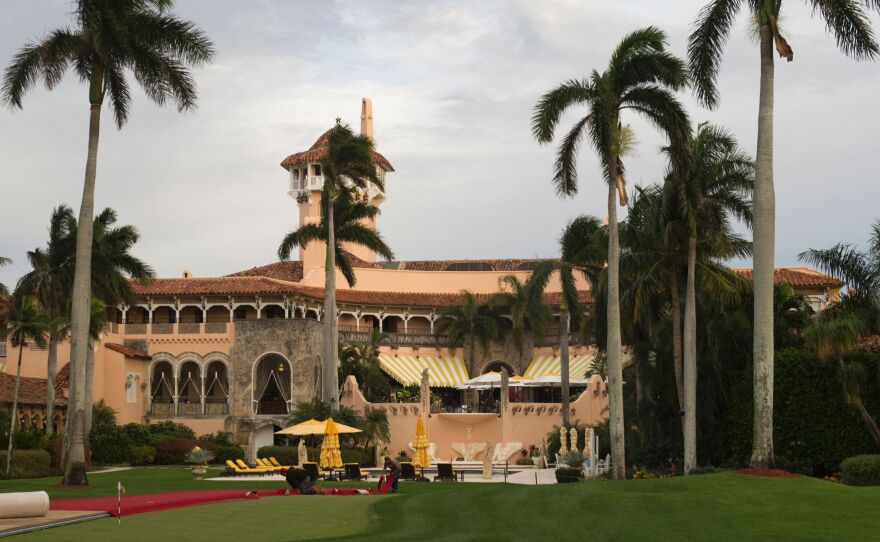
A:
[[150, 360, 175, 417], [204, 359, 230, 415], [177, 360, 202, 416], [253, 353, 293, 415]]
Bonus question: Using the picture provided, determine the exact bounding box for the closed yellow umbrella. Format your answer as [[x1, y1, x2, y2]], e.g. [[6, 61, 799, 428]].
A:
[[319, 418, 343, 471], [411, 416, 430, 468]]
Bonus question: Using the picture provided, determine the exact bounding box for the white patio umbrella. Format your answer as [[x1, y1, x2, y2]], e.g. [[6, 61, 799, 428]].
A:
[[455, 372, 532, 390]]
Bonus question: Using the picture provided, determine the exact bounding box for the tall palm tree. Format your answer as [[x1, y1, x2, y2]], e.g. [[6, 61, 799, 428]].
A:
[[688, 0, 880, 469], [666, 123, 754, 473], [15, 205, 76, 435], [490, 275, 553, 370], [2, 0, 213, 486], [279, 169, 392, 409], [434, 291, 503, 377], [0, 257, 11, 296], [532, 27, 690, 478], [84, 298, 108, 436], [2, 296, 48, 476]]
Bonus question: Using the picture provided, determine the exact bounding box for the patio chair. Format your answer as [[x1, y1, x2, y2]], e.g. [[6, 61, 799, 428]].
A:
[[255, 458, 284, 472], [269, 457, 294, 469], [434, 463, 457, 482], [235, 459, 271, 474], [226, 460, 267, 476], [302, 462, 320, 480], [400, 462, 416, 481], [344, 463, 370, 481]]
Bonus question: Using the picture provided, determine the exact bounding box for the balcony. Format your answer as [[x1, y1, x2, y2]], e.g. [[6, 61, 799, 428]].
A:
[[149, 402, 175, 417], [178, 322, 202, 334], [338, 328, 445, 347]]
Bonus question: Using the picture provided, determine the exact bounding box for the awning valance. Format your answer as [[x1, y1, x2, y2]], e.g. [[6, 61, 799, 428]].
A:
[[378, 355, 469, 387], [523, 354, 595, 380]]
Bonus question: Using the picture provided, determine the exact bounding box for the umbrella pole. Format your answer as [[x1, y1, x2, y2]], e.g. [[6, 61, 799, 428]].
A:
[[416, 466, 429, 483]]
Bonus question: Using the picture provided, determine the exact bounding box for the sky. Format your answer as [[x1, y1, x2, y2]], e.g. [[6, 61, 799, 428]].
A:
[[1, 0, 878, 289]]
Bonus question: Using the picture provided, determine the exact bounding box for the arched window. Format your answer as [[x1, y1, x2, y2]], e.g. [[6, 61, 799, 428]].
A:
[[254, 354, 292, 415], [205, 361, 229, 415], [178, 361, 201, 415], [150, 361, 175, 416]]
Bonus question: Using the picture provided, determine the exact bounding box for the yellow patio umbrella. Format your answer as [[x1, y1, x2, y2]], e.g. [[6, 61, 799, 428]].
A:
[[276, 418, 363, 436], [411, 416, 430, 468], [319, 418, 344, 470]]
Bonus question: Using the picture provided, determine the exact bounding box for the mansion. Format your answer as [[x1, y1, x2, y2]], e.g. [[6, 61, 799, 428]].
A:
[[1, 99, 843, 459]]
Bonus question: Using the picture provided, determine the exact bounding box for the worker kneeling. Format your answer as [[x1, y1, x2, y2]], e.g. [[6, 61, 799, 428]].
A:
[[284, 467, 318, 495]]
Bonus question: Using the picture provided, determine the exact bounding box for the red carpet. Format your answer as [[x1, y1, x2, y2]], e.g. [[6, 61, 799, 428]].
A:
[[50, 478, 393, 517]]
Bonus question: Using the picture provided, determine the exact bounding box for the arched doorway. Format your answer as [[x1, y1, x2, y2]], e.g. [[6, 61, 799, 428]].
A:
[[150, 361, 175, 416], [483, 360, 516, 375], [253, 354, 292, 415], [205, 361, 229, 415], [178, 361, 202, 416]]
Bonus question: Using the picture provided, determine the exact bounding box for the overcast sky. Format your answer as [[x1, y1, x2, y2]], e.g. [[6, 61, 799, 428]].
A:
[[1, 1, 878, 289]]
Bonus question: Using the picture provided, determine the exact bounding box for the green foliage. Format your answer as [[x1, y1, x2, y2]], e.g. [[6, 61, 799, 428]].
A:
[[339, 330, 394, 402], [185, 446, 214, 465], [258, 445, 299, 466], [840, 455, 880, 486], [516, 457, 534, 466], [146, 421, 196, 445], [122, 423, 151, 446], [89, 423, 132, 464], [257, 444, 375, 467], [0, 449, 51, 479], [199, 431, 233, 446], [129, 445, 156, 466], [154, 438, 198, 465], [554, 467, 584, 483], [562, 450, 586, 468], [395, 386, 421, 403], [728, 349, 880, 476], [92, 399, 117, 426], [214, 445, 245, 464], [13, 427, 50, 450]]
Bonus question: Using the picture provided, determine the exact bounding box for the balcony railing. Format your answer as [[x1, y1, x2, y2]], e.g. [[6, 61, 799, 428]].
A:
[[204, 402, 229, 416], [205, 322, 228, 334], [338, 330, 445, 347], [178, 322, 201, 334], [149, 402, 175, 417]]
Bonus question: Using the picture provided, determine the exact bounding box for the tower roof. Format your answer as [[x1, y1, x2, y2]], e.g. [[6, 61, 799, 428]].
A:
[[279, 128, 394, 172]]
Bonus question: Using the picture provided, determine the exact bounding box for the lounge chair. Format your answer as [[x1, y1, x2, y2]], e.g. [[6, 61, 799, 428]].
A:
[[344, 463, 370, 481], [434, 463, 457, 482], [302, 462, 320, 480], [269, 457, 294, 469], [255, 458, 284, 472], [226, 459, 268, 476], [400, 461, 416, 481], [236, 459, 271, 473]]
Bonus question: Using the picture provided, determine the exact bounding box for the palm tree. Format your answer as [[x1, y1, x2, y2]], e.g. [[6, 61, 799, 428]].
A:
[[2, 296, 48, 476], [532, 27, 690, 478], [666, 123, 754, 474], [15, 205, 76, 435], [688, 0, 880, 469], [279, 176, 393, 410], [339, 328, 392, 402], [434, 291, 503, 377], [0, 257, 11, 296], [2, 0, 213, 486], [490, 275, 553, 371], [84, 298, 108, 436], [359, 407, 391, 453]]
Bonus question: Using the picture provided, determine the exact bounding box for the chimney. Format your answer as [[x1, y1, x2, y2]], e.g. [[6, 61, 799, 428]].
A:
[[182, 270, 192, 278], [360, 98, 374, 141]]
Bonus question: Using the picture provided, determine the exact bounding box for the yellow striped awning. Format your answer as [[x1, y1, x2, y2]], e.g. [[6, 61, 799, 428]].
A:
[[524, 354, 595, 379], [377, 354, 469, 387]]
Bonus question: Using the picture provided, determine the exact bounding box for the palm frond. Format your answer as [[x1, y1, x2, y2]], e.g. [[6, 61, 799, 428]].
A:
[[810, 0, 879, 59], [688, 0, 744, 108], [530, 79, 593, 143]]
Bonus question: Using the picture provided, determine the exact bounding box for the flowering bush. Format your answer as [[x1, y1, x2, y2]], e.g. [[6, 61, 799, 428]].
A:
[[184, 445, 214, 466]]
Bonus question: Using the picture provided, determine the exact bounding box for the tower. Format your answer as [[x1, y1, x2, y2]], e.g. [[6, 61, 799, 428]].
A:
[[279, 98, 395, 273]]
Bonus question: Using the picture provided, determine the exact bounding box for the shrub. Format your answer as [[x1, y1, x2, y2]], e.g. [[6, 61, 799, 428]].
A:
[[13, 428, 50, 450], [258, 445, 299, 466], [199, 431, 233, 446], [516, 457, 534, 466], [215, 445, 245, 464], [555, 467, 584, 483], [122, 423, 151, 446], [840, 455, 880, 486], [89, 423, 132, 465], [0, 450, 51, 479], [147, 421, 196, 446], [154, 438, 197, 465], [185, 446, 215, 465], [129, 445, 156, 466]]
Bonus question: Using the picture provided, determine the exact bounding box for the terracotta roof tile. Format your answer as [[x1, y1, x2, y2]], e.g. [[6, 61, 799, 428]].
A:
[[731, 267, 843, 289], [280, 128, 394, 172], [0, 372, 66, 406], [105, 343, 151, 360], [227, 261, 304, 282]]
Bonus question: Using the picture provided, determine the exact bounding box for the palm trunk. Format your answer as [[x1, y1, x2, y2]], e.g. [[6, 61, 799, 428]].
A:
[[838, 357, 880, 446], [45, 331, 58, 435], [5, 345, 25, 476], [84, 336, 95, 437], [606, 157, 625, 480], [751, 22, 776, 469], [323, 191, 339, 410], [559, 308, 571, 427], [683, 234, 698, 474], [63, 96, 102, 486], [669, 269, 685, 418]]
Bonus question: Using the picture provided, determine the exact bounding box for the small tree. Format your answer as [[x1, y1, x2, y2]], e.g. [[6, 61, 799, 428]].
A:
[[3, 296, 48, 476]]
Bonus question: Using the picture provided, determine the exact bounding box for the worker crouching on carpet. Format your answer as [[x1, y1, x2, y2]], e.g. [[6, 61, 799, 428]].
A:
[[283, 468, 318, 495]]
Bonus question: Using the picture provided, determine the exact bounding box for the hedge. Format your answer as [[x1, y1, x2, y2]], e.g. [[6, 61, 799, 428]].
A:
[[0, 450, 51, 479], [257, 445, 375, 467], [215, 445, 245, 464], [555, 467, 584, 483], [155, 438, 198, 465], [90, 423, 132, 464], [840, 455, 880, 486], [129, 445, 156, 466], [728, 349, 880, 476]]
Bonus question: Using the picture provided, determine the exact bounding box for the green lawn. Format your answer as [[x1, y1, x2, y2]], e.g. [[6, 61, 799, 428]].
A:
[[2, 468, 879, 541]]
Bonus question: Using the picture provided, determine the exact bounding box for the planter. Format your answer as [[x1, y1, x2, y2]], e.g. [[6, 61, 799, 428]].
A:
[[533, 456, 545, 469], [191, 465, 208, 480], [555, 467, 584, 483]]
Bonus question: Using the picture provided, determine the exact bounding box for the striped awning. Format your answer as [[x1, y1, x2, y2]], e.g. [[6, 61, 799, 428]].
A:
[[377, 355, 469, 387], [524, 354, 595, 380]]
